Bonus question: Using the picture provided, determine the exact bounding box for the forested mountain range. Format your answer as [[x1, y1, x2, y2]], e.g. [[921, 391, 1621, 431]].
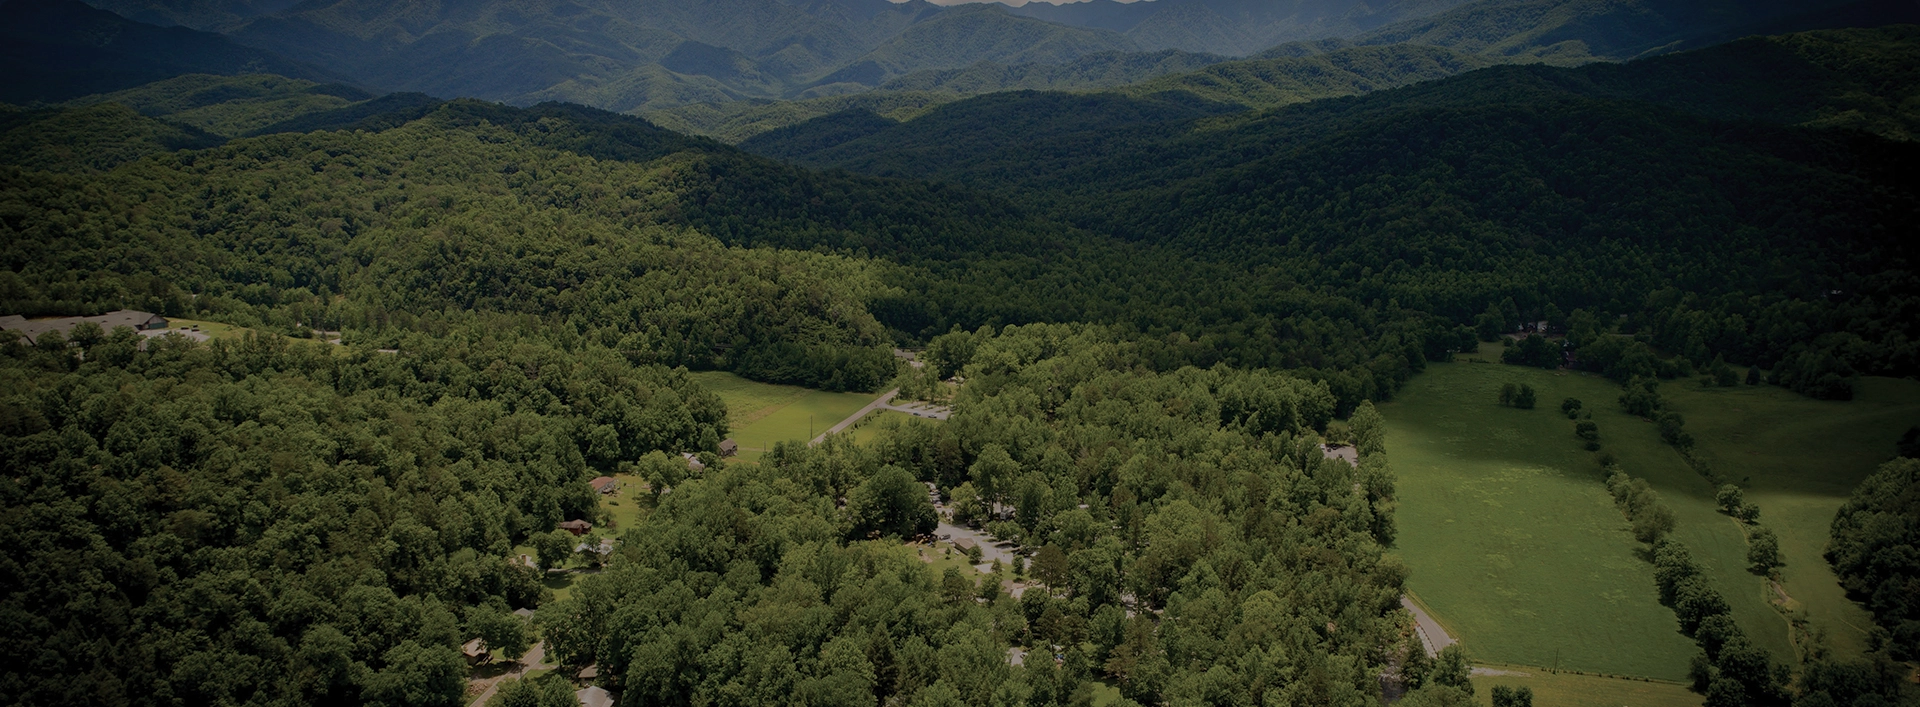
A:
[[1347, 0, 1920, 61], [9, 0, 1903, 118], [639, 0, 1919, 140], [756, 25, 1920, 178], [5, 24, 1918, 406], [6, 0, 1920, 702], [648, 43, 1499, 141], [744, 25, 1920, 395]]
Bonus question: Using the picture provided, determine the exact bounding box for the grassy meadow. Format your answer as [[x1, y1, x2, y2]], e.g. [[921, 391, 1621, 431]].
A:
[[163, 318, 256, 341], [1469, 668, 1701, 707], [1383, 350, 1789, 679], [687, 371, 879, 460], [1661, 376, 1920, 659]]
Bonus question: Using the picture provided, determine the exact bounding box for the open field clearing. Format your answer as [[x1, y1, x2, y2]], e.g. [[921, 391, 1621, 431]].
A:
[[1662, 376, 1920, 659], [688, 371, 877, 460], [1383, 359, 1786, 679], [160, 318, 252, 340], [1469, 668, 1701, 707]]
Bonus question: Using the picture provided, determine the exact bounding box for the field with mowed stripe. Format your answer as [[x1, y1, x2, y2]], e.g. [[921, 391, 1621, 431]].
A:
[[1383, 353, 1788, 680], [688, 370, 879, 460], [1660, 375, 1920, 660]]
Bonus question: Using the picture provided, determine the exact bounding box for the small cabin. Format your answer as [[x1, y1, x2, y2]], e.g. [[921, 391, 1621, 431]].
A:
[[461, 638, 488, 665], [718, 439, 738, 457], [558, 519, 592, 536]]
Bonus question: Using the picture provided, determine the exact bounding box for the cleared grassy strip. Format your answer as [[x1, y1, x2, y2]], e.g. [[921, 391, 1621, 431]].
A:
[[1469, 668, 1701, 707], [1385, 361, 1698, 678], [600, 472, 649, 534], [846, 409, 948, 448], [162, 318, 255, 340], [1384, 359, 1788, 678], [1662, 376, 1920, 659], [687, 371, 878, 460]]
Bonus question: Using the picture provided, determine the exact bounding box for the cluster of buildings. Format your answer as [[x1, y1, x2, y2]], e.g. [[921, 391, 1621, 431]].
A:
[[0, 310, 171, 344]]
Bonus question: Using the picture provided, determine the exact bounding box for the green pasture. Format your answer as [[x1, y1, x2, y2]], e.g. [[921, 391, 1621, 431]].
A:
[[600, 473, 650, 534], [163, 318, 255, 341], [1469, 668, 1700, 707], [846, 409, 948, 447], [1383, 357, 1787, 679], [1662, 376, 1920, 659], [688, 371, 879, 460]]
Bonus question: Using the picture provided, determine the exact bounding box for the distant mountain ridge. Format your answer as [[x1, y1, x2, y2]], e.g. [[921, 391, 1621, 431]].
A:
[[210, 0, 1151, 111], [1007, 0, 1473, 55], [48, 0, 1920, 114], [1347, 0, 1895, 61], [746, 24, 1920, 193], [0, 0, 332, 103]]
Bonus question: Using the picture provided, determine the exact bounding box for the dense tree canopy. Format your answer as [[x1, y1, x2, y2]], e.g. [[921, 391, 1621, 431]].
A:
[[0, 322, 733, 705], [537, 323, 1410, 707], [1828, 457, 1920, 660]]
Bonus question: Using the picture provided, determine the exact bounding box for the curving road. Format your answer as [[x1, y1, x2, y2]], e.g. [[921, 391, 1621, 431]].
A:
[[1402, 596, 1457, 658]]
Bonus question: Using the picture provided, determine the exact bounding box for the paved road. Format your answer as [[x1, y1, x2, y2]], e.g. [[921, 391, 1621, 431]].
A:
[[809, 389, 955, 446], [1402, 596, 1457, 658], [937, 521, 1019, 569]]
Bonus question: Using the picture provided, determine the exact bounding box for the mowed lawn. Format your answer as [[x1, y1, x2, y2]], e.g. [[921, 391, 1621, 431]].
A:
[[688, 371, 880, 461], [1470, 669, 1700, 707], [1383, 358, 1786, 679], [164, 318, 255, 341], [1662, 376, 1920, 659]]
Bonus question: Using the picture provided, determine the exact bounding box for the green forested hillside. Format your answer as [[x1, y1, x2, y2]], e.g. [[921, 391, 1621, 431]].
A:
[[538, 323, 1414, 707], [0, 102, 221, 171], [0, 100, 906, 390], [643, 91, 956, 144], [64, 73, 372, 137], [7, 16, 1920, 705], [649, 44, 1491, 143], [0, 321, 726, 706], [1114, 43, 1499, 109], [747, 27, 1920, 397]]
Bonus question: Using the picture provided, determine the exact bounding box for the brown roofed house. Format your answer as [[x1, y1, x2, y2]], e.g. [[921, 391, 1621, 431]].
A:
[[558, 519, 592, 536], [461, 638, 488, 665], [588, 476, 617, 494], [718, 439, 738, 457]]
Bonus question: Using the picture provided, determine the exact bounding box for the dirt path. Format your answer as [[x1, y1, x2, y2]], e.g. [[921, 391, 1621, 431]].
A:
[[1403, 596, 1457, 658]]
